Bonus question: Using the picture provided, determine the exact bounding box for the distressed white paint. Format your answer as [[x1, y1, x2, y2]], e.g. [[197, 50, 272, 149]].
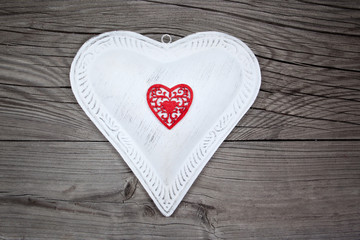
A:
[[70, 31, 261, 216]]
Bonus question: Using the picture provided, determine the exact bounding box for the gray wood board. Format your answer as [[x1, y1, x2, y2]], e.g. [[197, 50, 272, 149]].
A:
[[1, 141, 359, 239], [0, 0, 360, 239]]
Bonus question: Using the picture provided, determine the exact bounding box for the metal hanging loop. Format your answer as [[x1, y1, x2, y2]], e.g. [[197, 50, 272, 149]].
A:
[[161, 34, 172, 44]]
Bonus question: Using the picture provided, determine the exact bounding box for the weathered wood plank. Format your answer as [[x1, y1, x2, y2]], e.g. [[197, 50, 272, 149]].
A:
[[1, 83, 359, 141], [0, 0, 360, 87], [0, 141, 359, 239], [0, 0, 359, 141]]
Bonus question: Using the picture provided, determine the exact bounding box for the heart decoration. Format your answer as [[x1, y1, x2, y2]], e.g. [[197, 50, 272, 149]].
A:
[[70, 31, 261, 216], [147, 84, 193, 129]]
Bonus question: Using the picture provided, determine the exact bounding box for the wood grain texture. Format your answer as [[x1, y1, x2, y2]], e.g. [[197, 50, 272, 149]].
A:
[[1, 79, 359, 141], [1, 141, 359, 239], [0, 0, 360, 239]]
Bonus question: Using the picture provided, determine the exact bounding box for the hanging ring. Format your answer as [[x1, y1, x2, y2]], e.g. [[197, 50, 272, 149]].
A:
[[161, 34, 172, 44]]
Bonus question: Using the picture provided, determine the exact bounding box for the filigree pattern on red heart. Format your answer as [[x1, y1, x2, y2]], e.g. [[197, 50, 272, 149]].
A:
[[147, 84, 193, 129]]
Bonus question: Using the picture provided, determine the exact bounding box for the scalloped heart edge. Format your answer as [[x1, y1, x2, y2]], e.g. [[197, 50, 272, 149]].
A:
[[70, 31, 261, 216]]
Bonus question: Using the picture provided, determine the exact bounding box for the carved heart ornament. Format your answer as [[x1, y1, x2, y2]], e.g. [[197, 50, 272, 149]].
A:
[[70, 31, 261, 216], [147, 84, 193, 129]]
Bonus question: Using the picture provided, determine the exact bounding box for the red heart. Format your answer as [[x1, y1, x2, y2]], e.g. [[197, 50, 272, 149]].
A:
[[147, 84, 193, 130]]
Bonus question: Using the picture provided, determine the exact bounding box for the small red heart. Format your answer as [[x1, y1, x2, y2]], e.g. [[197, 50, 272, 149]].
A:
[[147, 84, 193, 130]]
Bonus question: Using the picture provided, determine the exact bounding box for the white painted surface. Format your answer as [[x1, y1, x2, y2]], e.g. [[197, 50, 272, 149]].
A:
[[70, 31, 261, 216]]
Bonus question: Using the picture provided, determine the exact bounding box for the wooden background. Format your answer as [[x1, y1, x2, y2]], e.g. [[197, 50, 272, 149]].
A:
[[1, 0, 360, 239]]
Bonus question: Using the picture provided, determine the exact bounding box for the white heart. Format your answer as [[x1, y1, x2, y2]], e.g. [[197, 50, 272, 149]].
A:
[[70, 31, 261, 216]]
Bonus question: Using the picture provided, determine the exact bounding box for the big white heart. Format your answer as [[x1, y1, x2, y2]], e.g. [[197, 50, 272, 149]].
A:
[[70, 31, 261, 216]]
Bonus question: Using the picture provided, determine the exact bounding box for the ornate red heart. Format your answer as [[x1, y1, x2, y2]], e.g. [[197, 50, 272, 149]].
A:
[[147, 84, 193, 129]]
